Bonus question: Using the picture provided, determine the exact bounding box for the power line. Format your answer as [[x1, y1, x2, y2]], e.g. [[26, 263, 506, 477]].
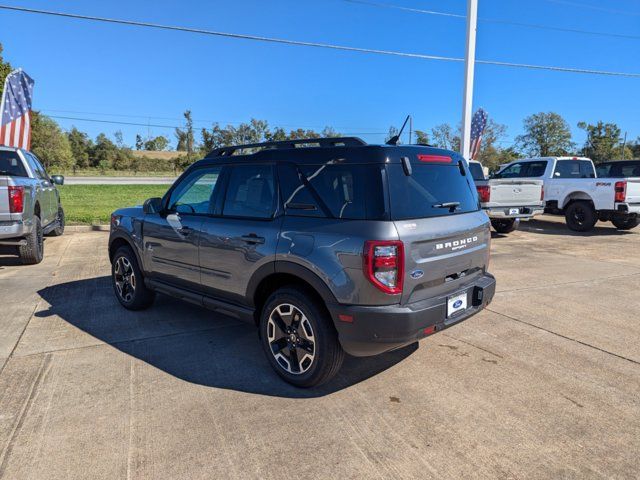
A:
[[542, 0, 640, 16], [2, 4, 640, 78], [343, 0, 640, 41], [47, 114, 389, 135]]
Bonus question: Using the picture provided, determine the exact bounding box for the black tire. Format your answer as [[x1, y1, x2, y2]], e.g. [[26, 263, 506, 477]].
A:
[[611, 216, 639, 230], [565, 201, 597, 232], [259, 286, 344, 388], [491, 218, 519, 234], [111, 246, 155, 310], [47, 207, 65, 237], [18, 216, 44, 265]]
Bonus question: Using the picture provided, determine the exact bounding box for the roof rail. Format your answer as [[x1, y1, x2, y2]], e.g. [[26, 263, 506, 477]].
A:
[[205, 136, 367, 158]]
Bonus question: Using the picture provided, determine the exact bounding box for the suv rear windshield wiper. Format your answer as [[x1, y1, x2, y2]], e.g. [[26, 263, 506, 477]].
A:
[[433, 202, 460, 210]]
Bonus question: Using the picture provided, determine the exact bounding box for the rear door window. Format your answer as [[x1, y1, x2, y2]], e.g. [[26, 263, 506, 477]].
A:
[[387, 163, 479, 220], [222, 164, 276, 219], [0, 150, 28, 177]]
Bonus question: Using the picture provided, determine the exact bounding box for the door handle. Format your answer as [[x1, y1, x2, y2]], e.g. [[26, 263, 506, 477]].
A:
[[241, 234, 265, 244]]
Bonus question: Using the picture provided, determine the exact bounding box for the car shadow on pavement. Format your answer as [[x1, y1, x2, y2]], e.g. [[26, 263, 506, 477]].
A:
[[36, 277, 417, 398], [518, 218, 636, 237], [0, 246, 23, 267]]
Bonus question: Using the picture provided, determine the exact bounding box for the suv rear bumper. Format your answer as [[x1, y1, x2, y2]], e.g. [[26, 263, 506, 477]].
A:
[[329, 273, 496, 357]]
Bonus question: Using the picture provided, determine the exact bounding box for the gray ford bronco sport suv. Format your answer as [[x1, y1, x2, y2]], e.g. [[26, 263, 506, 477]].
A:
[[108, 137, 495, 387]]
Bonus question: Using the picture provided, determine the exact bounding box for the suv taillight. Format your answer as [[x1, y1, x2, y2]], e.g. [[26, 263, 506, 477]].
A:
[[615, 181, 627, 203], [477, 185, 490, 203], [363, 240, 404, 295], [8, 186, 24, 213]]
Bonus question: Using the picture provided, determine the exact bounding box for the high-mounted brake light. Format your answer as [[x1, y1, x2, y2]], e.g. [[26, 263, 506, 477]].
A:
[[417, 154, 452, 163], [363, 240, 404, 295], [615, 181, 627, 203], [476, 185, 491, 203], [8, 186, 24, 213]]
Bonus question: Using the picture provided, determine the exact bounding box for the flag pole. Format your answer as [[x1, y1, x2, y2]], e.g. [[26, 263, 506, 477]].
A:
[[461, 0, 478, 160]]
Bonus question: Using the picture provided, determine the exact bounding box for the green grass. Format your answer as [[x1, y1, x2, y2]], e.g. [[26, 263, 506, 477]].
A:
[[58, 185, 170, 225]]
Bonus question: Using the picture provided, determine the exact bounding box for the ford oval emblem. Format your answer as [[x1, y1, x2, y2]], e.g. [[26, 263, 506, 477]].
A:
[[410, 269, 424, 279], [453, 300, 463, 309]]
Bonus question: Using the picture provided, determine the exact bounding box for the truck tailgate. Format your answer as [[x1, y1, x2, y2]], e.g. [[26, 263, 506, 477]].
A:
[[0, 177, 11, 221], [486, 179, 543, 207], [625, 178, 640, 205]]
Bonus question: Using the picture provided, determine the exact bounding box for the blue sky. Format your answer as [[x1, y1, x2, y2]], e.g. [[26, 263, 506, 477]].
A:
[[1, 0, 639, 150]]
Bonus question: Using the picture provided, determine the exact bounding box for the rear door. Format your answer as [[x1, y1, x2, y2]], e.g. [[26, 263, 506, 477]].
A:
[[199, 163, 281, 302], [386, 156, 490, 306], [142, 166, 222, 292]]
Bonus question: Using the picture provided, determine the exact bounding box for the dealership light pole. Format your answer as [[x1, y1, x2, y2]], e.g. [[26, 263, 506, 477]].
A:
[[460, 0, 478, 160]]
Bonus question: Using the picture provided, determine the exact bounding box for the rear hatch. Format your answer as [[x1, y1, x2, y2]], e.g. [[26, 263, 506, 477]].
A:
[[624, 178, 640, 205], [485, 178, 543, 207], [386, 150, 490, 305]]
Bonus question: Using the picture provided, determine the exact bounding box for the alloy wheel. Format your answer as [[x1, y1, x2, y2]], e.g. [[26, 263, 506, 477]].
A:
[[114, 256, 136, 302], [267, 303, 316, 375]]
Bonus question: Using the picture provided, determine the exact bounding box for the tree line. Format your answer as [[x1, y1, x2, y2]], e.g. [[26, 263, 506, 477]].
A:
[[2, 43, 639, 174]]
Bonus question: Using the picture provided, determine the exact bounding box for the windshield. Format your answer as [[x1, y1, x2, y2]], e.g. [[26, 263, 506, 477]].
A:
[[387, 163, 479, 220], [0, 151, 28, 177]]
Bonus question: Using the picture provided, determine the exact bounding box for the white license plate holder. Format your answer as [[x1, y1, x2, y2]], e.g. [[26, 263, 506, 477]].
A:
[[447, 292, 468, 318]]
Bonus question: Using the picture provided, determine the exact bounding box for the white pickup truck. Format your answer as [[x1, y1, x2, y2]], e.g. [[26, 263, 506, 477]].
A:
[[469, 160, 544, 234], [493, 157, 640, 232]]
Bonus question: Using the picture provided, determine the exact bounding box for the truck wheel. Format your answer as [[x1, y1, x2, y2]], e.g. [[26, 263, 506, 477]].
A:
[[259, 287, 344, 388], [491, 218, 519, 234], [565, 201, 597, 232], [18, 216, 44, 265], [611, 216, 639, 230], [111, 246, 155, 310], [47, 207, 65, 237]]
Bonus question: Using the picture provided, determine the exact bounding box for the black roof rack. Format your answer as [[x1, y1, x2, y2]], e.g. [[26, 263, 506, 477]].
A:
[[205, 136, 367, 158]]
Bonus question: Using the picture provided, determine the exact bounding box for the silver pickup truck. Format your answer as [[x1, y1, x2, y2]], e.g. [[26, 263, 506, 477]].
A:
[[469, 160, 544, 234], [0, 146, 65, 264]]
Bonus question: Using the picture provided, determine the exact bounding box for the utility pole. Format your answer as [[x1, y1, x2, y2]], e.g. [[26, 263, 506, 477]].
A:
[[622, 131, 627, 160], [460, 0, 478, 160]]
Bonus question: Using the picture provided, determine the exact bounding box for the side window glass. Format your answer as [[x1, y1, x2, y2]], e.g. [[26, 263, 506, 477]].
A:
[[278, 163, 323, 217], [222, 165, 276, 219], [554, 161, 581, 178], [499, 163, 522, 178], [595, 164, 611, 177], [168, 167, 222, 214], [25, 154, 47, 180], [579, 160, 595, 178]]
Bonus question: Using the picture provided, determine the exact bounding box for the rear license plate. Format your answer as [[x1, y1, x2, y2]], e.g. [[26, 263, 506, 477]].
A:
[[447, 292, 467, 317], [508, 208, 520, 215]]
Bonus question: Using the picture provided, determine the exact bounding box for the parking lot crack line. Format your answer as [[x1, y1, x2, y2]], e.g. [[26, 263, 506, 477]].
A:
[[487, 308, 640, 366], [0, 302, 42, 379], [496, 271, 640, 294], [440, 333, 504, 359], [0, 354, 52, 477]]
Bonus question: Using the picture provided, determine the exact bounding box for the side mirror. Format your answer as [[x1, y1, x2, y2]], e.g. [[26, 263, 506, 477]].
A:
[[51, 175, 65, 185], [143, 197, 163, 214]]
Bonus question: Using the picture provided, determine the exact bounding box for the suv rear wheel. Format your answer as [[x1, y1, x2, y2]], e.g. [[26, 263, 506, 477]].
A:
[[565, 201, 597, 232], [259, 287, 344, 387], [111, 246, 155, 310]]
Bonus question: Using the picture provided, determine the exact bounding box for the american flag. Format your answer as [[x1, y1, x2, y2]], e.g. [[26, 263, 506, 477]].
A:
[[469, 108, 488, 160], [0, 69, 35, 150]]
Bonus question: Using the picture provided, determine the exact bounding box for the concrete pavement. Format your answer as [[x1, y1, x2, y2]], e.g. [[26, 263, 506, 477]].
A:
[[0, 215, 639, 479]]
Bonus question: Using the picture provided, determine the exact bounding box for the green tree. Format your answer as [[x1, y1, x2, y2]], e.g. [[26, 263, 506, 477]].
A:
[[91, 133, 119, 169], [430, 123, 459, 151], [629, 137, 640, 159], [0, 43, 12, 98], [515, 112, 574, 157], [30, 112, 74, 170], [414, 130, 430, 144], [144, 135, 170, 151], [577, 121, 623, 163], [135, 134, 144, 150], [67, 127, 92, 168], [175, 110, 196, 161]]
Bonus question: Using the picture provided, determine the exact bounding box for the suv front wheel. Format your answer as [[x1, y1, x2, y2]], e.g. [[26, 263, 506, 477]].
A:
[[111, 246, 155, 310], [259, 287, 344, 387]]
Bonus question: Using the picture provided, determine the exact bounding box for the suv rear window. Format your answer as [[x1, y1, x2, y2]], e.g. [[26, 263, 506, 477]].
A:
[[0, 151, 28, 177], [386, 163, 479, 220]]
